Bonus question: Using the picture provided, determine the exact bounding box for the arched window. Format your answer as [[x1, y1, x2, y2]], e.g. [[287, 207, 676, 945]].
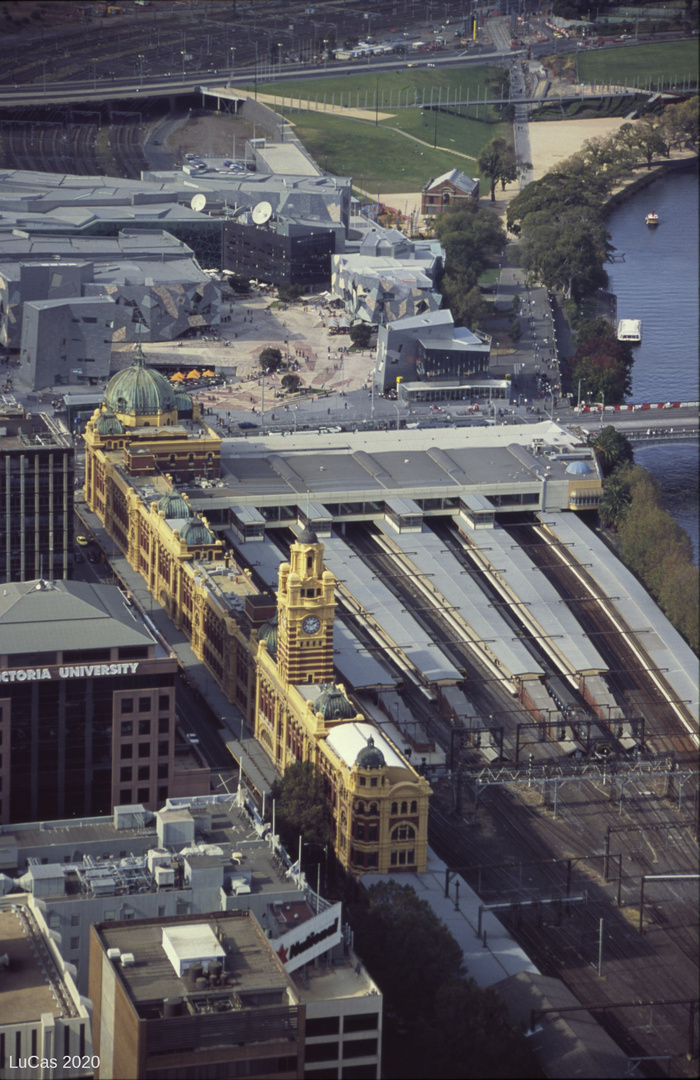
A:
[[410, 800, 417, 814], [391, 802, 398, 815], [356, 801, 365, 814], [307, 554, 313, 571], [369, 802, 378, 816], [400, 801, 408, 815], [391, 824, 415, 842]]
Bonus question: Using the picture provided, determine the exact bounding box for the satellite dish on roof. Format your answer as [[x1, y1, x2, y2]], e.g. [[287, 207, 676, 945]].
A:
[[190, 194, 207, 212], [252, 200, 272, 225]]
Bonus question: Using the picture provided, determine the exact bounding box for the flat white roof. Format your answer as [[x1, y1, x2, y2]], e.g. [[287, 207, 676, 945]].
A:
[[325, 721, 407, 770], [162, 923, 225, 976]]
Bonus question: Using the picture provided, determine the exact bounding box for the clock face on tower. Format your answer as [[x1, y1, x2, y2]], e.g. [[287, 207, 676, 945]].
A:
[[302, 615, 321, 635]]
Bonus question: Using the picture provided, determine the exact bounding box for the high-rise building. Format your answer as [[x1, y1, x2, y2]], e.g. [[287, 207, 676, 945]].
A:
[[0, 578, 190, 824], [0, 406, 74, 583], [0, 902, 93, 1080], [88, 904, 382, 1080]]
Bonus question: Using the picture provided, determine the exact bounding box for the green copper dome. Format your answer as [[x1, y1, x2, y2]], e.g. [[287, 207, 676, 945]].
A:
[[175, 390, 194, 415], [355, 735, 385, 770], [157, 492, 191, 519], [179, 518, 214, 546], [316, 684, 356, 721], [296, 526, 319, 545], [104, 345, 177, 418], [94, 410, 124, 436], [258, 613, 278, 657]]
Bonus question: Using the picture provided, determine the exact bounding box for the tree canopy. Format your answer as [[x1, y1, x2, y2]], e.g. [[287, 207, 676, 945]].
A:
[[269, 761, 333, 852], [259, 346, 283, 373], [349, 881, 538, 1079], [590, 425, 634, 477], [477, 136, 518, 202], [601, 464, 699, 654], [349, 322, 372, 348], [432, 202, 504, 328], [566, 322, 634, 404]]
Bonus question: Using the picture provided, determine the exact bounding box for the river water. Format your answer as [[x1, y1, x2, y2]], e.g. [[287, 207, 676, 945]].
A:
[[605, 165, 699, 562]]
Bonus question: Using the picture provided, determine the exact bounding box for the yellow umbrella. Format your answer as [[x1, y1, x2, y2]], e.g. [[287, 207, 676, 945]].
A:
[[170, 371, 186, 382], [185, 369, 201, 380], [202, 369, 216, 378]]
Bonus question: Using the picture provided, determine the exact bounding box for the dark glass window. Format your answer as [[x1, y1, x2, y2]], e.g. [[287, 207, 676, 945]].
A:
[[307, 1017, 339, 1037], [157, 763, 168, 779], [138, 718, 151, 734], [344, 1013, 378, 1034], [120, 745, 133, 759], [120, 767, 132, 782], [138, 698, 151, 714], [137, 787, 150, 802], [121, 698, 134, 714], [138, 743, 150, 758], [137, 766, 150, 781], [344, 1038, 378, 1059], [305, 1042, 339, 1063], [158, 695, 170, 712], [158, 716, 170, 733], [121, 721, 133, 737], [158, 740, 169, 756]]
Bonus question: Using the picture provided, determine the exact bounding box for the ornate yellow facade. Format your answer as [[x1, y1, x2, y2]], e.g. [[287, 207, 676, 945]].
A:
[[255, 531, 431, 877], [83, 357, 256, 717]]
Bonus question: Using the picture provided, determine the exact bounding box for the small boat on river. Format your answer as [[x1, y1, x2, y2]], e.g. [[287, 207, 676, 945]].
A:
[[645, 211, 659, 226], [617, 319, 642, 344]]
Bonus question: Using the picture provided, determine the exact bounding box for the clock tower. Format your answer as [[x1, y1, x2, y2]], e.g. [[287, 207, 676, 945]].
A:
[[277, 527, 335, 684]]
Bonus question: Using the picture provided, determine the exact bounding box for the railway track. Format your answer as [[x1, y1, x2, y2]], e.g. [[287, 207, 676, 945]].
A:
[[507, 521, 698, 761]]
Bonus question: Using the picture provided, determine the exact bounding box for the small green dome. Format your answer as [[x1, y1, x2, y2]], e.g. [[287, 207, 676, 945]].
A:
[[258, 613, 278, 657], [157, 492, 191, 519], [316, 684, 356, 721], [355, 735, 385, 770], [296, 526, 318, 545], [94, 410, 124, 436], [175, 390, 194, 415], [179, 518, 214, 546], [104, 345, 177, 418]]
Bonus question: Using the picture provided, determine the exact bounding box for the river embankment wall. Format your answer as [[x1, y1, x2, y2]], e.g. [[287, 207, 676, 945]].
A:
[[601, 149, 698, 216]]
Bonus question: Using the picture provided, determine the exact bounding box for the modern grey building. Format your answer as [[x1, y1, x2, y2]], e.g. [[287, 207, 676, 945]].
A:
[[224, 214, 336, 289], [374, 309, 492, 393], [0, 408, 74, 583], [1, 235, 222, 380], [330, 225, 443, 324], [20, 295, 115, 390]]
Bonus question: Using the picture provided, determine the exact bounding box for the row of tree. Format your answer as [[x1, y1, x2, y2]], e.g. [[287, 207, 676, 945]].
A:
[[592, 431, 699, 654], [566, 317, 635, 405], [432, 199, 506, 328], [507, 97, 699, 302], [348, 882, 539, 1079]]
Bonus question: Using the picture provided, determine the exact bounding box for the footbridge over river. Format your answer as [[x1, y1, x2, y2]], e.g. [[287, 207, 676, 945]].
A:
[[570, 404, 699, 446]]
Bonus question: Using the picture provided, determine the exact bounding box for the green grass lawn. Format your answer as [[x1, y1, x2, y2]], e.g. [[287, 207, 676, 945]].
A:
[[286, 109, 498, 190], [379, 104, 506, 162], [257, 63, 502, 107], [286, 106, 512, 191], [576, 40, 699, 88]]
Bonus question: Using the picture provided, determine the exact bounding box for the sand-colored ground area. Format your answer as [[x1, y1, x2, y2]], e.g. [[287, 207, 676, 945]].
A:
[[112, 291, 376, 418], [527, 117, 630, 181], [218, 86, 394, 123]]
